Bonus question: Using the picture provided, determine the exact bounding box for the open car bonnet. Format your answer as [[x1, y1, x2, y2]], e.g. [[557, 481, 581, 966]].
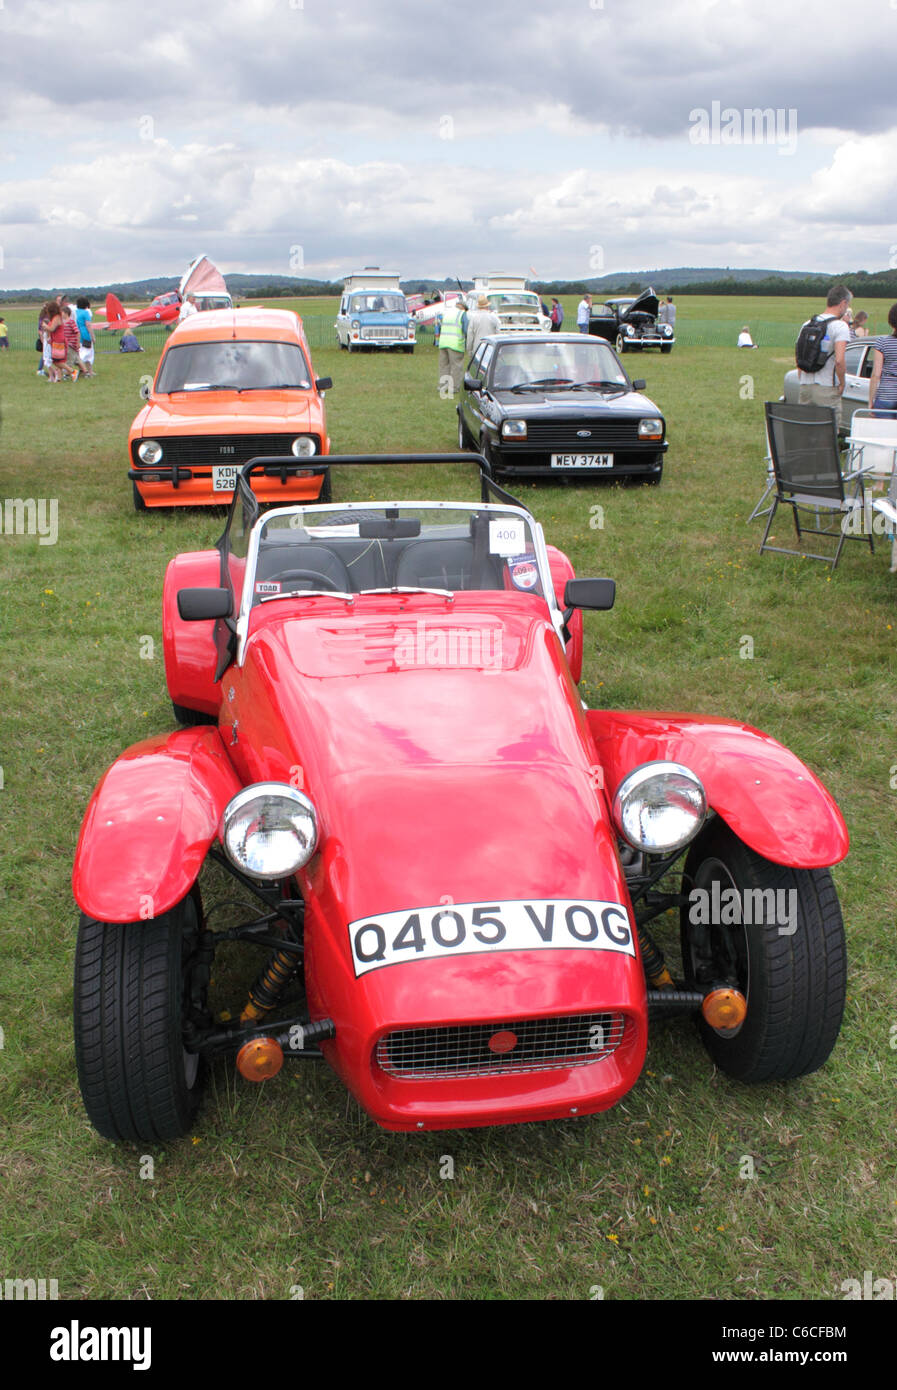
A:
[[619, 288, 659, 321]]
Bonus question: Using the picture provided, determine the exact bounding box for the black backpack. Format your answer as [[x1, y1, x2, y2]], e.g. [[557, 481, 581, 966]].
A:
[[795, 315, 835, 373]]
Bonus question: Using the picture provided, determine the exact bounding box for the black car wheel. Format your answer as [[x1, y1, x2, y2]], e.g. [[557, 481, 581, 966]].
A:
[[132, 481, 148, 512], [457, 410, 470, 450], [172, 701, 217, 726], [615, 333, 627, 354], [679, 820, 846, 1082], [74, 890, 209, 1142], [661, 344, 673, 354]]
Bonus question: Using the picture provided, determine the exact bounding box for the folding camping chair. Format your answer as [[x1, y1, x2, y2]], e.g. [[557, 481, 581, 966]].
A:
[[747, 420, 775, 522], [760, 401, 873, 569]]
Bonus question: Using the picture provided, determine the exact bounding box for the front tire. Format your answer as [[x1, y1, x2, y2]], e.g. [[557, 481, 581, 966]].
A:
[[679, 821, 846, 1082], [74, 891, 209, 1141], [661, 344, 672, 355], [616, 333, 628, 354], [132, 481, 147, 512]]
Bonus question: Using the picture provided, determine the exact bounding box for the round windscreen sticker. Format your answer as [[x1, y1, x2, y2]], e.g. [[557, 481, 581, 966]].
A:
[[509, 557, 539, 590]]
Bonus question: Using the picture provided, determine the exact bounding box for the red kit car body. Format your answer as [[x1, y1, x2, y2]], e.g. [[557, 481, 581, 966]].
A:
[[73, 457, 849, 1143]]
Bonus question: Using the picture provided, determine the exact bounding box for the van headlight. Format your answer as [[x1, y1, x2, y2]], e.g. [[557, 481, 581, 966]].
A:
[[221, 784, 318, 879], [612, 762, 706, 853]]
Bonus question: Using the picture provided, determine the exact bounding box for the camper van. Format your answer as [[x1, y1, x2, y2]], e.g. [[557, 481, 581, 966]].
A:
[[472, 273, 551, 333], [335, 269, 415, 352]]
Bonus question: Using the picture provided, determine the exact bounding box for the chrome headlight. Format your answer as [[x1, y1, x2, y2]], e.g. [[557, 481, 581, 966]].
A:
[[351, 319, 361, 331], [221, 783, 318, 880], [622, 324, 633, 335], [612, 762, 706, 854], [638, 418, 664, 438], [662, 324, 673, 336], [137, 440, 163, 463], [501, 419, 527, 439], [291, 436, 317, 457]]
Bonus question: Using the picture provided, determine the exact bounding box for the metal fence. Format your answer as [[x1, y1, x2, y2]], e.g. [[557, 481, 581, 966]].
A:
[[0, 314, 809, 352]]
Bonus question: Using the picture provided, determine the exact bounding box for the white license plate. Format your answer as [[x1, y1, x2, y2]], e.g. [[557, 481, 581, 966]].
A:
[[551, 453, 614, 469], [348, 897, 635, 977], [212, 465, 238, 492]]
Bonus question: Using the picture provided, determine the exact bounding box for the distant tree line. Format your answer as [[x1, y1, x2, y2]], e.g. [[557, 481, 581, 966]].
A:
[[534, 271, 897, 297]]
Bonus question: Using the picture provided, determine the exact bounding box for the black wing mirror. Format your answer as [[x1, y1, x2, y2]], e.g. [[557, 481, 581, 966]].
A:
[[631, 379, 646, 391], [177, 588, 233, 621], [463, 374, 483, 391], [564, 578, 616, 613], [315, 377, 333, 392]]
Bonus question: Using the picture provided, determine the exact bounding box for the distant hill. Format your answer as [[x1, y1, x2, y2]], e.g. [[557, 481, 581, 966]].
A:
[[3, 267, 896, 304]]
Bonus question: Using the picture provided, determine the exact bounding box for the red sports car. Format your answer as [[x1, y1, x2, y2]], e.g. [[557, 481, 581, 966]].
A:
[[72, 455, 848, 1142]]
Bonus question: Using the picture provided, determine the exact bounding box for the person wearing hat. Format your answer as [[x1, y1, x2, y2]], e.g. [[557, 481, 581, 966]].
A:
[[466, 294, 501, 357]]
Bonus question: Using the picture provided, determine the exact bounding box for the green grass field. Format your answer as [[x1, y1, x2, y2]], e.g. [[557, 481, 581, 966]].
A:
[[0, 297, 894, 1301]]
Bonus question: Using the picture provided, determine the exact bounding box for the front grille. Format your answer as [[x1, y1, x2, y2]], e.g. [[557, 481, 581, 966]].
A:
[[523, 418, 644, 447], [361, 326, 403, 340], [375, 1011, 626, 1080], [133, 434, 316, 468]]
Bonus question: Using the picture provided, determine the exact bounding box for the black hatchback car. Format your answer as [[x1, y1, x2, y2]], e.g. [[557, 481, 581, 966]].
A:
[[457, 333, 667, 482]]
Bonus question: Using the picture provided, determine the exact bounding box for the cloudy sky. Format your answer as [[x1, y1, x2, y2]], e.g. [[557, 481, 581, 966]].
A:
[[1, 0, 895, 287]]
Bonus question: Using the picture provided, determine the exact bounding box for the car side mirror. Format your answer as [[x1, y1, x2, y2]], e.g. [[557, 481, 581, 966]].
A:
[[563, 578, 616, 613], [463, 374, 482, 391], [177, 587, 233, 621], [631, 379, 646, 391], [315, 377, 333, 392]]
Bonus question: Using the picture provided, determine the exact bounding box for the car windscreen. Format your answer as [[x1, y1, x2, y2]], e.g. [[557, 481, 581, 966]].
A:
[[156, 340, 311, 392], [491, 340, 628, 388], [249, 505, 547, 604], [489, 294, 539, 309], [348, 294, 406, 313]]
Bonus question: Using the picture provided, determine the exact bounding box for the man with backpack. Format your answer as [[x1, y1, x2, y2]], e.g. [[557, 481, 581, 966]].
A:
[[795, 285, 853, 427]]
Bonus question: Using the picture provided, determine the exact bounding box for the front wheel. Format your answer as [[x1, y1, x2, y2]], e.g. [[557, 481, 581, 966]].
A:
[[679, 821, 846, 1082], [616, 333, 627, 354], [661, 344, 673, 355], [457, 410, 471, 450], [132, 481, 147, 512], [74, 891, 209, 1141]]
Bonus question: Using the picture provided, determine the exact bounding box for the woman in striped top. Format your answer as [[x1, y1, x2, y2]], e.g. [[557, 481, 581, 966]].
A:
[[869, 303, 897, 416]]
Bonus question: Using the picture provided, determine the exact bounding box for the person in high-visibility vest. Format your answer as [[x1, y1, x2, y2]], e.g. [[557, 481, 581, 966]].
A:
[[437, 297, 468, 398]]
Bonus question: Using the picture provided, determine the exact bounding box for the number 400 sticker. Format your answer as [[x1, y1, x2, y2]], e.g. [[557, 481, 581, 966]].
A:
[[348, 898, 635, 977]]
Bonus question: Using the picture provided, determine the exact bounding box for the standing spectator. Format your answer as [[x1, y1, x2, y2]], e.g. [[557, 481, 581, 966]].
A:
[[0, 318, 8, 351], [466, 294, 500, 357], [75, 296, 96, 377], [867, 303, 897, 417], [38, 300, 56, 377], [576, 293, 592, 334], [658, 295, 676, 328], [178, 293, 198, 323], [796, 284, 852, 428], [436, 296, 468, 396], [61, 306, 84, 379], [549, 298, 564, 332], [45, 302, 66, 383], [852, 310, 869, 338]]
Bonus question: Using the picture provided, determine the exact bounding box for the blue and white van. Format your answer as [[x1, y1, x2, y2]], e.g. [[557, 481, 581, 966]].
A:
[[335, 270, 415, 353]]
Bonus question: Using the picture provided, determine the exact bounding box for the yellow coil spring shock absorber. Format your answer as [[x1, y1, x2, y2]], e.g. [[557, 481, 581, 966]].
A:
[[636, 924, 675, 990], [240, 946, 300, 1023]]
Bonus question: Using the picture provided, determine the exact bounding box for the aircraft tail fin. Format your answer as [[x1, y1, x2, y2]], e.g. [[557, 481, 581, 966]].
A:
[[105, 292, 128, 328]]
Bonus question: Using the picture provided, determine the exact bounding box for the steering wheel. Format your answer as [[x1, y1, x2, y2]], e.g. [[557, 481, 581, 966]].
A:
[[276, 569, 344, 591]]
